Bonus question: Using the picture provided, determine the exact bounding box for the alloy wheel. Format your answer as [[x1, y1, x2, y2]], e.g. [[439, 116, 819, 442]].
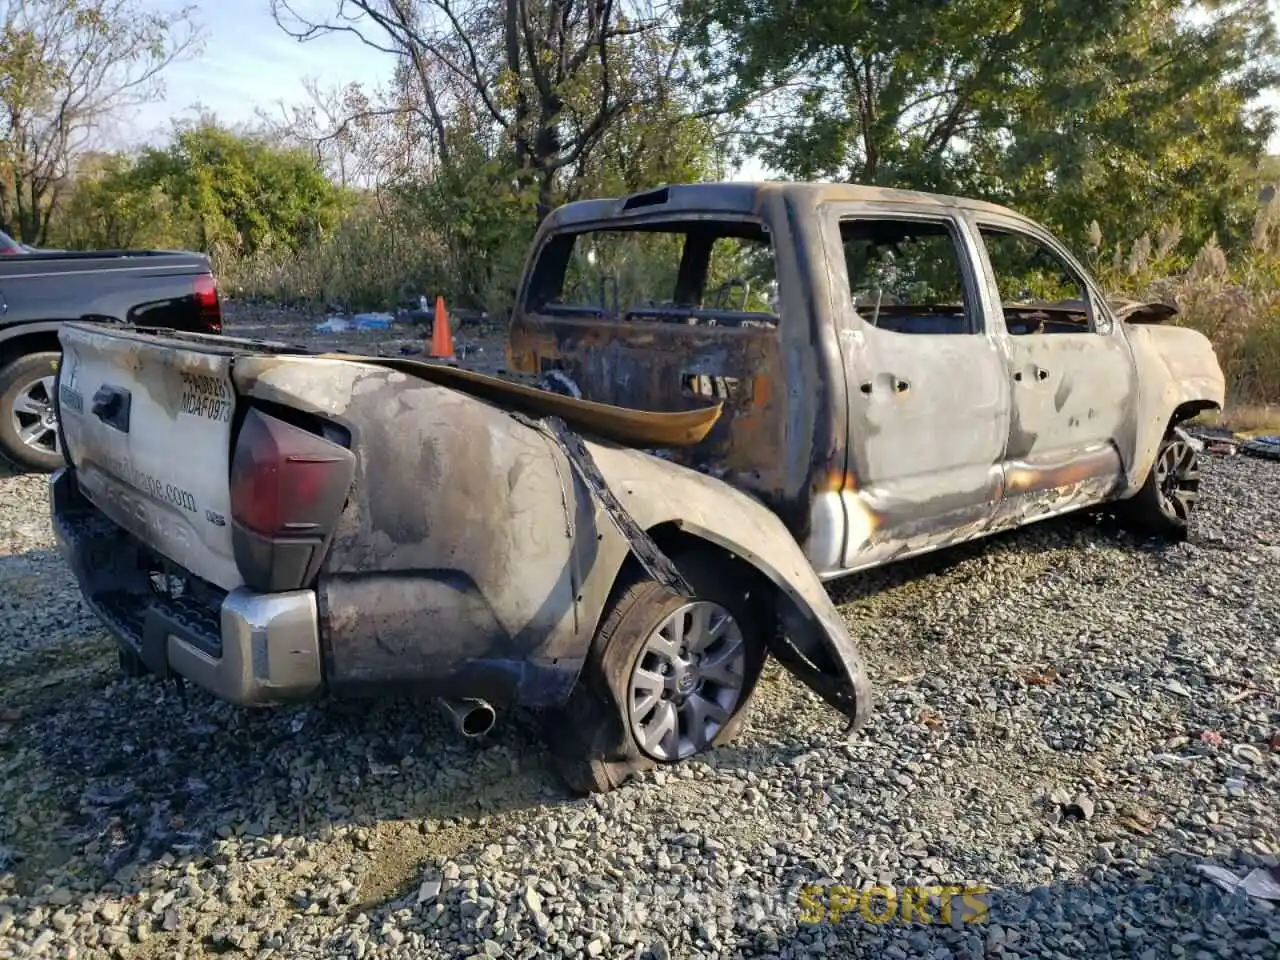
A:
[[627, 599, 748, 762]]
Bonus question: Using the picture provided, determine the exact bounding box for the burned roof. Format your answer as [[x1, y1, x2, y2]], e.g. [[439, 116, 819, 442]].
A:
[[544, 181, 1028, 231]]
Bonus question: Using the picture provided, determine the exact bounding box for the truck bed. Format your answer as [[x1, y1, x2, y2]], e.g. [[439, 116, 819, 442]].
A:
[[54, 322, 723, 589]]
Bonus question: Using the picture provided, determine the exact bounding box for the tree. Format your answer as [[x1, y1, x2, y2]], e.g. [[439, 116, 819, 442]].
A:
[[0, 0, 202, 244], [261, 77, 411, 190], [138, 119, 352, 258], [988, 1, 1280, 251], [269, 0, 709, 220], [51, 150, 184, 250], [49, 120, 351, 257], [681, 0, 1280, 249]]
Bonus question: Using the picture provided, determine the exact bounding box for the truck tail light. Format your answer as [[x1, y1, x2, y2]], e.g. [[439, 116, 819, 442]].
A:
[[230, 408, 355, 539], [194, 273, 222, 333]]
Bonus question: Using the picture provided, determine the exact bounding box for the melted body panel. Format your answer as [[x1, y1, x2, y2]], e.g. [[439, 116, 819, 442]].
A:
[[313, 352, 725, 447], [509, 182, 1225, 582], [230, 353, 872, 716], [234, 356, 594, 706], [1123, 322, 1226, 495]]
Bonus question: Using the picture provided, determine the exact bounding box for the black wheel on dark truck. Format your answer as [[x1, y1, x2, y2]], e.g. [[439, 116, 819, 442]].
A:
[[0, 350, 64, 473], [1117, 427, 1202, 540], [545, 551, 768, 795]]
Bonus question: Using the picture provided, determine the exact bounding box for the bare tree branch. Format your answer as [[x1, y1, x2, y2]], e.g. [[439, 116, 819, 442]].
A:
[[0, 0, 204, 240]]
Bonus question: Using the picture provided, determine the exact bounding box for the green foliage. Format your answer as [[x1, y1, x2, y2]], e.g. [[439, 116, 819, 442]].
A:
[[219, 195, 451, 313], [984, 1, 1279, 253], [222, 67, 727, 315], [682, 0, 1280, 252], [0, 0, 201, 243], [49, 120, 350, 257], [52, 152, 186, 250], [221, 134, 540, 314]]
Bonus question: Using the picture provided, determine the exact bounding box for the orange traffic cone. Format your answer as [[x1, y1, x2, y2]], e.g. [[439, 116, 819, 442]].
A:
[[429, 295, 454, 359]]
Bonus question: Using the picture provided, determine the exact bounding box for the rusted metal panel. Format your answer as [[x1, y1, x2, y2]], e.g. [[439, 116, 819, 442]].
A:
[[508, 187, 846, 543], [511, 319, 787, 471], [311, 352, 725, 448]]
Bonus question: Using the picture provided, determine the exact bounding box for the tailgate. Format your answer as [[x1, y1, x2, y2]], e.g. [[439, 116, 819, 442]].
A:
[[57, 323, 243, 590]]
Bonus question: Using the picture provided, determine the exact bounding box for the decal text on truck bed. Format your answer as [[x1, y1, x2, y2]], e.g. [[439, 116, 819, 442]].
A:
[[93, 446, 199, 514], [179, 371, 232, 422]]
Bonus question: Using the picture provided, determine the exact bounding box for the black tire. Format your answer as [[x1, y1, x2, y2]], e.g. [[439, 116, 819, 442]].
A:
[[1117, 427, 1202, 540], [544, 550, 769, 795], [0, 351, 64, 473]]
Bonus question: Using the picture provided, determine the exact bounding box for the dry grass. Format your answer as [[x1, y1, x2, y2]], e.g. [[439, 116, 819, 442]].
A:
[[1196, 403, 1280, 436], [1090, 204, 1280, 408]]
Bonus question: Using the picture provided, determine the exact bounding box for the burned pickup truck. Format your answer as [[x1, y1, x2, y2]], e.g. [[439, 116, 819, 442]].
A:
[[49, 183, 1224, 793]]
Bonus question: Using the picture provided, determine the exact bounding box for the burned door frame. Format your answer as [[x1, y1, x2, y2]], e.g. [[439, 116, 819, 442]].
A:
[[961, 212, 1140, 528], [505, 199, 847, 541], [816, 201, 1013, 573]]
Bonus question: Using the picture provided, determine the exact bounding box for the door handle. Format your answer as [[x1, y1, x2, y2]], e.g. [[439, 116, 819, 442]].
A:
[[92, 385, 132, 433]]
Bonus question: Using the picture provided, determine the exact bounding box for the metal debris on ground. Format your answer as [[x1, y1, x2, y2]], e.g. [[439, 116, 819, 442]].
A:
[[1047, 787, 1096, 822], [1193, 863, 1280, 901]]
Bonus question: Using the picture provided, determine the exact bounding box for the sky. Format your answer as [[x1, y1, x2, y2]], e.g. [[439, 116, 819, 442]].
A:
[[121, 0, 395, 143], [125, 0, 1280, 170]]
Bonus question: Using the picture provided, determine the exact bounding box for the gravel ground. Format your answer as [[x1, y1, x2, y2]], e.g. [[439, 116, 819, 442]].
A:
[[1, 306, 1278, 958]]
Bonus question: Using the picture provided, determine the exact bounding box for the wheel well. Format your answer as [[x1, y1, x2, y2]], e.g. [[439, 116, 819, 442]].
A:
[[1170, 399, 1219, 428], [602, 521, 777, 615], [0, 331, 62, 373], [651, 520, 774, 587], [638, 521, 780, 625]]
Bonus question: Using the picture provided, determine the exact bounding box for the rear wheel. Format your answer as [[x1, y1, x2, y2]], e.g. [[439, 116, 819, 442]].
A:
[[1118, 428, 1201, 540], [545, 551, 768, 794], [0, 351, 64, 473]]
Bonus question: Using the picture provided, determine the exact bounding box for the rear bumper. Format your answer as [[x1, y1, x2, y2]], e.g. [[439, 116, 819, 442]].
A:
[[49, 468, 323, 705]]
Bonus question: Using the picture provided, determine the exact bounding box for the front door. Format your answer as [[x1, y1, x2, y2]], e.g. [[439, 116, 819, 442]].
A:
[[965, 215, 1136, 528], [822, 206, 1011, 570]]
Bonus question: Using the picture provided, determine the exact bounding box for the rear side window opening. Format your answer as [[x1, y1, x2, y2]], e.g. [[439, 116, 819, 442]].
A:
[[524, 219, 780, 328]]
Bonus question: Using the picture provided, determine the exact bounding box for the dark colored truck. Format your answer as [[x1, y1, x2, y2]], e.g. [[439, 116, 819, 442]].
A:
[[49, 182, 1224, 794], [0, 249, 222, 471]]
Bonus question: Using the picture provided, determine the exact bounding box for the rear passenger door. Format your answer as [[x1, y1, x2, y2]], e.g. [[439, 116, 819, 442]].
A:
[[823, 206, 1010, 568], [966, 217, 1137, 525]]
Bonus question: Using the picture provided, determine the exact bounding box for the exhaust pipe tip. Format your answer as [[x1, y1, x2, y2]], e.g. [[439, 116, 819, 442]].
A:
[[439, 697, 496, 738]]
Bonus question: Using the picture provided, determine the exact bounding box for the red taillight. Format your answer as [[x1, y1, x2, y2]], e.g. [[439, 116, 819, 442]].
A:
[[229, 409, 355, 538], [194, 273, 222, 333]]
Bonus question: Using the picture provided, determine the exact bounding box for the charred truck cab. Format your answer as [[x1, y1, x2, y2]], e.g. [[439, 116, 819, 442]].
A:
[[51, 183, 1224, 794], [506, 183, 1225, 575]]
